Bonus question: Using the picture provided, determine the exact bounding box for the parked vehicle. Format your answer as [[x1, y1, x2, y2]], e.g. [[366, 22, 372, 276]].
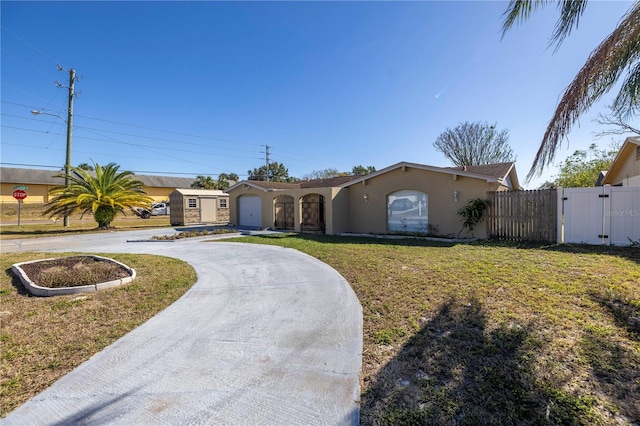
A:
[[150, 202, 170, 216], [134, 207, 151, 219], [134, 202, 169, 219]]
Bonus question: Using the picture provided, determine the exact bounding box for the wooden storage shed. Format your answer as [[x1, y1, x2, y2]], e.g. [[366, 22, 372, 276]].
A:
[[169, 189, 230, 226]]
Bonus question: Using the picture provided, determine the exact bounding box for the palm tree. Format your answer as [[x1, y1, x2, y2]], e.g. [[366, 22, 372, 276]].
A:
[[502, 0, 640, 180], [44, 162, 153, 229], [191, 175, 217, 189]]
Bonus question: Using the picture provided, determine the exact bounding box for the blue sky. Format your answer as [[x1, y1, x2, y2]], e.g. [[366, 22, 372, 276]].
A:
[[1, 1, 635, 188]]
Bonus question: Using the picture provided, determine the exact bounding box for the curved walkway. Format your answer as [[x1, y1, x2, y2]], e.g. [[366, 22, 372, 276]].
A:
[[2, 230, 363, 425]]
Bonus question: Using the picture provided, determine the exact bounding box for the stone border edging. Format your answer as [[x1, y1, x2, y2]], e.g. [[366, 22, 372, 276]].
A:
[[12, 255, 136, 297]]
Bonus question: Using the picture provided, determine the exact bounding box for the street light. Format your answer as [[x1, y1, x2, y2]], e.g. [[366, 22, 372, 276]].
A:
[[31, 109, 73, 227]]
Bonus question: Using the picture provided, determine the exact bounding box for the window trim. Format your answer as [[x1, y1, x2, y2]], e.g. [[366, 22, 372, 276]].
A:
[[187, 198, 197, 208]]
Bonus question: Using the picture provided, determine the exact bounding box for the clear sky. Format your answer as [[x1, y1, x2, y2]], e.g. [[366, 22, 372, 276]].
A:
[[1, 1, 636, 188]]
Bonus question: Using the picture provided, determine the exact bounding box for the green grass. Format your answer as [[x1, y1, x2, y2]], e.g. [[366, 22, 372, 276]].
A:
[[0, 252, 197, 417], [0, 216, 171, 239], [220, 234, 640, 425]]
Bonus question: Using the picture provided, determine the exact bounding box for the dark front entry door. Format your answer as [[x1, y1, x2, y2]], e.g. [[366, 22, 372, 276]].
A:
[[301, 194, 325, 234], [274, 195, 294, 230]]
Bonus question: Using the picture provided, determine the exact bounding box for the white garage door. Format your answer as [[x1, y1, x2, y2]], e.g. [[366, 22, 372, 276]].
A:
[[239, 196, 262, 228]]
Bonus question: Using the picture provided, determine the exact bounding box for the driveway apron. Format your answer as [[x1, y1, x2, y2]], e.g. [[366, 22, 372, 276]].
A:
[[2, 232, 363, 425]]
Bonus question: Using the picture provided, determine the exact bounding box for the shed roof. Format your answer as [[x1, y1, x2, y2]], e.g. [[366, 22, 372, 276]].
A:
[[171, 188, 228, 196]]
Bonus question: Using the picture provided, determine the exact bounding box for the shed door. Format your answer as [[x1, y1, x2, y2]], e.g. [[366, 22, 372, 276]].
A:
[[200, 197, 217, 223], [239, 196, 262, 228]]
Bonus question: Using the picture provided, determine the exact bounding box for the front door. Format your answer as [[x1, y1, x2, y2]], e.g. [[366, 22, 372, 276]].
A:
[[200, 197, 217, 223]]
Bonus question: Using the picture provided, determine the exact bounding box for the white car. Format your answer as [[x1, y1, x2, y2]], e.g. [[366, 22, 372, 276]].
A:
[[150, 202, 170, 216]]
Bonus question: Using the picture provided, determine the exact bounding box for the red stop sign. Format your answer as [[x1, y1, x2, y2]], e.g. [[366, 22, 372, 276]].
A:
[[13, 189, 27, 200]]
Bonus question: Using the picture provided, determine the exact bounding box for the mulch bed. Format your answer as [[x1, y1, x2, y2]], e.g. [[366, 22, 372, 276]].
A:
[[18, 256, 131, 288]]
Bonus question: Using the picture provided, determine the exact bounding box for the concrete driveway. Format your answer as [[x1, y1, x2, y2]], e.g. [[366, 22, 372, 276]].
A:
[[2, 230, 363, 425]]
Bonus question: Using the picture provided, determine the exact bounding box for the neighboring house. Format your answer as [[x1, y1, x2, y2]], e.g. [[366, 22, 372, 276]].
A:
[[226, 161, 520, 239], [0, 167, 195, 205], [602, 136, 640, 186]]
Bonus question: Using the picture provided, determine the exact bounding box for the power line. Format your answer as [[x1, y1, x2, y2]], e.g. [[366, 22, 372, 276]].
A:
[[1, 25, 61, 65], [4, 111, 261, 155], [2, 100, 332, 170], [0, 49, 60, 81], [0, 141, 240, 173], [2, 100, 265, 150], [1, 125, 264, 161], [75, 114, 259, 146]]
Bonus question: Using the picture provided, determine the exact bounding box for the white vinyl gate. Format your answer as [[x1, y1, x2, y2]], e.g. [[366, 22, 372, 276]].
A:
[[559, 186, 640, 246]]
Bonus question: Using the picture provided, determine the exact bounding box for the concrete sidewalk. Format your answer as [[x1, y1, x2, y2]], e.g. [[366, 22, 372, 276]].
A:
[[2, 232, 363, 425]]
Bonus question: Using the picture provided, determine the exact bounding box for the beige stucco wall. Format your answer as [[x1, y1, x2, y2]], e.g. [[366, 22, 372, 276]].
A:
[[228, 169, 503, 237], [606, 144, 640, 186], [347, 167, 501, 239], [228, 186, 349, 234]]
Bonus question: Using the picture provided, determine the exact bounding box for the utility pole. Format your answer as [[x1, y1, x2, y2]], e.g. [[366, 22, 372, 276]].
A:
[[264, 145, 270, 182], [56, 66, 77, 227]]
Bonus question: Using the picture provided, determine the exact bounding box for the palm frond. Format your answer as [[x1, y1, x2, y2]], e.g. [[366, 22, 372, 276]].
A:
[[551, 1, 589, 51], [528, 1, 640, 180], [613, 60, 640, 119], [501, 0, 550, 38], [43, 161, 153, 225]]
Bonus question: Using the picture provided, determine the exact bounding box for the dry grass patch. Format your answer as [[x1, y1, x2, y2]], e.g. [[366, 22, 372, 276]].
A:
[[0, 216, 171, 240], [229, 235, 640, 425], [0, 252, 196, 417]]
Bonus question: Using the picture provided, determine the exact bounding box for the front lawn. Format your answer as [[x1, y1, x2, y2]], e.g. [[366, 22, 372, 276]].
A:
[[230, 235, 640, 425], [0, 253, 197, 417]]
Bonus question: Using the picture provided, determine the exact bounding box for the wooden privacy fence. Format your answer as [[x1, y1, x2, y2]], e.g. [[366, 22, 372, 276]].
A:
[[486, 189, 557, 243]]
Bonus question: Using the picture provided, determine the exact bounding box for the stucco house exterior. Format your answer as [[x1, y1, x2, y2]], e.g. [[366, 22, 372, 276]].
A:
[[0, 167, 195, 205], [226, 161, 520, 239], [602, 136, 640, 186]]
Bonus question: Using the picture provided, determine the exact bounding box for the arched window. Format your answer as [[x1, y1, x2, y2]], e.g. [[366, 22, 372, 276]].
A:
[[387, 190, 428, 233]]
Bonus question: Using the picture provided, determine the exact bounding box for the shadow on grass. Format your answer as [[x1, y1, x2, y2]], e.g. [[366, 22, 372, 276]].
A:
[[582, 292, 640, 420], [589, 292, 640, 339], [240, 232, 459, 248], [360, 297, 608, 426], [4, 267, 30, 296], [244, 233, 640, 265]]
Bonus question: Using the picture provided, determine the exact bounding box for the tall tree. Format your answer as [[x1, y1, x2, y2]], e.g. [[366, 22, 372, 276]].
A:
[[44, 162, 153, 229], [77, 163, 95, 171], [351, 165, 376, 175], [433, 121, 514, 167], [502, 1, 640, 179], [594, 104, 640, 139], [191, 173, 239, 190], [248, 162, 295, 182], [550, 143, 618, 188], [301, 168, 345, 180], [191, 175, 218, 190], [217, 174, 231, 190]]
